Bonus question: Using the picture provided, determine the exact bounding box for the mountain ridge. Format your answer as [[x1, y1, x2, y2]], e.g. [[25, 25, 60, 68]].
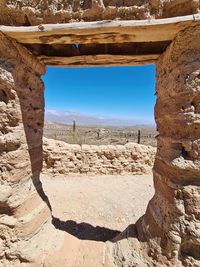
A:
[[45, 109, 155, 128]]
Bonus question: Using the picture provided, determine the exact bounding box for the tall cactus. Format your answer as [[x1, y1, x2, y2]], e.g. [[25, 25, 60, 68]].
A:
[[73, 120, 76, 134], [72, 120, 76, 143], [137, 129, 141, 144]]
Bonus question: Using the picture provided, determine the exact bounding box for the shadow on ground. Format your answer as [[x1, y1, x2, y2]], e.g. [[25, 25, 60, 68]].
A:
[[52, 217, 121, 242]]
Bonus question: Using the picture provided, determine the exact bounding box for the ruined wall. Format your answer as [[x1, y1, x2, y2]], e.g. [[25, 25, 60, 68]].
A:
[[112, 24, 200, 267], [0, 33, 51, 265], [0, 0, 199, 25], [151, 23, 200, 264], [0, 2, 200, 265], [43, 137, 156, 176]]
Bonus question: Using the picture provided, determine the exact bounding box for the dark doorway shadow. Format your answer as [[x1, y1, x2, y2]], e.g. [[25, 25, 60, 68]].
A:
[[52, 217, 121, 242], [16, 73, 53, 213]]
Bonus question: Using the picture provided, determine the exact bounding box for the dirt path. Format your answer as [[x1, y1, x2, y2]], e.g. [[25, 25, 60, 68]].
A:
[[41, 174, 154, 241]]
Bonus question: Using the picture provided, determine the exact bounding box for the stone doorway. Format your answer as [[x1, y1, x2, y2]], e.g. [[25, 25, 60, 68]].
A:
[[41, 64, 156, 245], [0, 6, 200, 266]]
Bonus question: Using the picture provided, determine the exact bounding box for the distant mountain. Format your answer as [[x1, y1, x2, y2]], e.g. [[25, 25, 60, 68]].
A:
[[45, 109, 155, 127]]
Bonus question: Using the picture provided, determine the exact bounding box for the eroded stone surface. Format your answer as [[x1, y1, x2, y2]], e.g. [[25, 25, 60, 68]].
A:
[[0, 0, 199, 26], [110, 24, 200, 267], [1, 3, 200, 266], [0, 32, 50, 266]]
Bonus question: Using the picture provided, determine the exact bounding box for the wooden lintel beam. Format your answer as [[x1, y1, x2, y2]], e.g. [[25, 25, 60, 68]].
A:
[[38, 54, 160, 67], [0, 14, 200, 45]]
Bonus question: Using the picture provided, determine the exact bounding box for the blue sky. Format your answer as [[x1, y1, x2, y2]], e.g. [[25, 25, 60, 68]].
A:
[[43, 65, 156, 125]]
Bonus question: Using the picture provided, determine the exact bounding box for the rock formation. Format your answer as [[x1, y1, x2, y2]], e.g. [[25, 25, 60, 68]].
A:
[[43, 137, 156, 176], [0, 1, 200, 266]]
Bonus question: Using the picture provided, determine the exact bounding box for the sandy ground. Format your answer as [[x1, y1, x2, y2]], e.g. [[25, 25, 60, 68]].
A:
[[41, 174, 154, 241]]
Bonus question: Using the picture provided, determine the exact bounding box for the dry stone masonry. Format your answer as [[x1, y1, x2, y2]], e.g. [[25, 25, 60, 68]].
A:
[[43, 137, 156, 176], [0, 1, 200, 266]]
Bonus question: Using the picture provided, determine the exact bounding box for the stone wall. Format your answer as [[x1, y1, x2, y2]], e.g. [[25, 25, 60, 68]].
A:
[[0, 0, 199, 25], [0, 32, 52, 265], [1, 3, 200, 266], [43, 137, 156, 176], [112, 24, 200, 267], [152, 23, 200, 264]]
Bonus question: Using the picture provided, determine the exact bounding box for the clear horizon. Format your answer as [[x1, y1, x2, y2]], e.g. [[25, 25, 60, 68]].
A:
[[43, 65, 156, 125]]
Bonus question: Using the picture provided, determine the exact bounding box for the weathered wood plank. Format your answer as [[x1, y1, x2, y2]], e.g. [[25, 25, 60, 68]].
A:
[[38, 54, 159, 67], [0, 14, 200, 45]]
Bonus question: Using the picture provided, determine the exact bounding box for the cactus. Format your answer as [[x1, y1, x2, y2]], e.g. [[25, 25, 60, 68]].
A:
[[72, 120, 76, 134], [97, 129, 100, 139], [72, 120, 76, 143], [137, 129, 141, 144]]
